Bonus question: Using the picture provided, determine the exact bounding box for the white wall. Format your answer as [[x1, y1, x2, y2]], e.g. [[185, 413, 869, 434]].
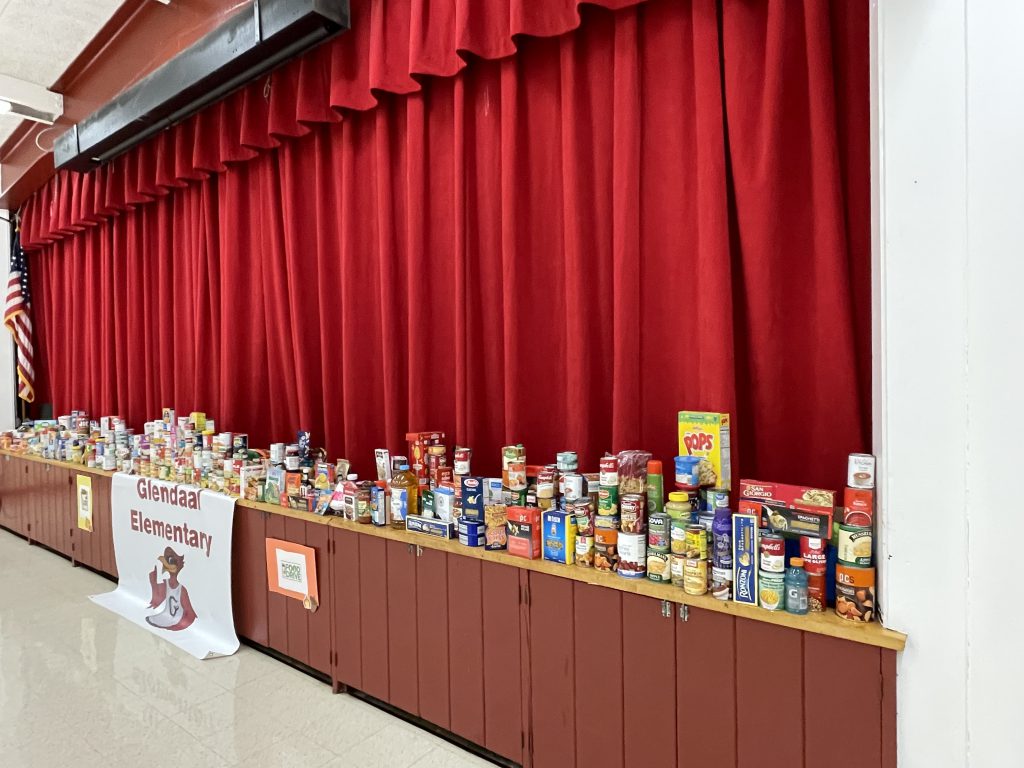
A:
[[0, 210, 14, 431], [876, 1, 1024, 765]]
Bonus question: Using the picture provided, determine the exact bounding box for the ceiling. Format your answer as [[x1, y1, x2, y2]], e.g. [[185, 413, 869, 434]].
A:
[[0, 0, 123, 147]]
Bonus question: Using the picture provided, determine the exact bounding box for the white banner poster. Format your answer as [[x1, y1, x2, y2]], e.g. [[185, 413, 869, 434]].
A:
[[91, 473, 240, 659]]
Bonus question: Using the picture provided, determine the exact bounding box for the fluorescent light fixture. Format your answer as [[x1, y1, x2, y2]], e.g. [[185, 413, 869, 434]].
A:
[[0, 76, 63, 126]]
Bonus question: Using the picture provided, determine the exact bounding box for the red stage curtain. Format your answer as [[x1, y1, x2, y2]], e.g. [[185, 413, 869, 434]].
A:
[[25, 0, 868, 488]]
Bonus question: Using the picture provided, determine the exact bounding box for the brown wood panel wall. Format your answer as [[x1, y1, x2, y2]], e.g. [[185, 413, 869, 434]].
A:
[[0, 456, 899, 768]]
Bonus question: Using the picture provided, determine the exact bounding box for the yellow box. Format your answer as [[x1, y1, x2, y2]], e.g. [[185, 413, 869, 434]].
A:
[[677, 411, 732, 490]]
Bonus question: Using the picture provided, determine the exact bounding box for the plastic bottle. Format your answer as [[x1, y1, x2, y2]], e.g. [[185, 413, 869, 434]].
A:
[[785, 557, 809, 615], [389, 463, 419, 529], [711, 506, 732, 568]]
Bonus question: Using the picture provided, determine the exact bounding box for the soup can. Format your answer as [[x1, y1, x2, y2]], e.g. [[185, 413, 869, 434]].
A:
[[836, 564, 875, 622], [683, 558, 708, 595], [670, 554, 686, 587], [599, 456, 619, 487], [575, 535, 595, 567], [759, 533, 785, 573], [647, 551, 671, 583], [648, 513, 671, 552], [684, 525, 707, 560], [837, 524, 873, 567], [711, 566, 732, 601], [758, 570, 785, 611], [620, 494, 646, 533], [563, 473, 585, 502], [618, 532, 647, 578]]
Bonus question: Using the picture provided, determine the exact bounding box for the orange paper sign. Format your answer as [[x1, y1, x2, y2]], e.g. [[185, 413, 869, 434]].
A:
[[265, 538, 319, 612]]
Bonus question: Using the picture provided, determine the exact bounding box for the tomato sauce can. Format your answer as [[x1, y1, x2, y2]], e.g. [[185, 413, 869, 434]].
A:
[[836, 564, 875, 622], [843, 486, 874, 527], [683, 558, 708, 595], [647, 551, 671, 583], [620, 493, 646, 533], [684, 525, 707, 560], [647, 512, 671, 552], [759, 533, 785, 573], [618, 532, 647, 578]]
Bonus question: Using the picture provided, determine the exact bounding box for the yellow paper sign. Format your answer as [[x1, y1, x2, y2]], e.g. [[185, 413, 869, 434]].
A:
[[76, 474, 93, 532]]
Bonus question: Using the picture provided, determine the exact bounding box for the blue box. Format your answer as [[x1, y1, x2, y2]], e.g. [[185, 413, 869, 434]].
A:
[[461, 476, 485, 521], [406, 515, 455, 539], [458, 519, 486, 547], [543, 509, 577, 565], [732, 513, 760, 605]]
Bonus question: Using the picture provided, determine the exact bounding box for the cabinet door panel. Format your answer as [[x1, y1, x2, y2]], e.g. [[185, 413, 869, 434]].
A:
[[574, 582, 624, 768], [623, 593, 675, 768], [416, 547, 450, 729], [482, 562, 524, 764], [447, 556, 485, 745], [331, 527, 362, 688], [528, 572, 574, 768], [387, 539, 419, 714], [359, 536, 390, 701]]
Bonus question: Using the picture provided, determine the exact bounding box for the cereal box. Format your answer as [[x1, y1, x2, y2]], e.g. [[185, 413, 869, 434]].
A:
[[677, 411, 732, 490]]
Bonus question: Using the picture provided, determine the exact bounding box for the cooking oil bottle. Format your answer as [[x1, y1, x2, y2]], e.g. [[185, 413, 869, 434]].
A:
[[389, 463, 418, 529]]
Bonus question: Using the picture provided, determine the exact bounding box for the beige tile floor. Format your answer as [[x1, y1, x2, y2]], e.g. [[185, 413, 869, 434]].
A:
[[0, 530, 497, 768]]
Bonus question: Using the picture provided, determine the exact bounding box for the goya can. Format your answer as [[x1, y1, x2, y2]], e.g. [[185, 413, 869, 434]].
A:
[[620, 493, 646, 533], [837, 524, 873, 567], [758, 570, 785, 611], [759, 533, 785, 573], [670, 554, 686, 587], [647, 551, 671, 583], [618, 532, 647, 578], [683, 558, 708, 595], [684, 525, 707, 560], [648, 512, 671, 552], [836, 564, 875, 622]]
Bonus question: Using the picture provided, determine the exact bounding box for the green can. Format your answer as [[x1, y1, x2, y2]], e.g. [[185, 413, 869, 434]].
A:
[[758, 570, 786, 611], [598, 484, 619, 514], [670, 518, 689, 555]]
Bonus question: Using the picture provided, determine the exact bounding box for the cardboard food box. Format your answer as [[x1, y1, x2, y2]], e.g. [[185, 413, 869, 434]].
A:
[[461, 476, 485, 521], [484, 504, 508, 550], [677, 411, 732, 490], [435, 484, 456, 522], [732, 513, 759, 605], [507, 506, 541, 559], [543, 509, 577, 565], [406, 515, 455, 539], [458, 519, 486, 547], [738, 479, 835, 539]]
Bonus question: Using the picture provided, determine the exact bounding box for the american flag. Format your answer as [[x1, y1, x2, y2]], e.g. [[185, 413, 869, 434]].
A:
[[4, 225, 34, 403]]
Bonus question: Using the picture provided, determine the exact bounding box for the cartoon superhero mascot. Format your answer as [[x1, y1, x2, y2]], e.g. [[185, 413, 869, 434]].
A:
[[146, 546, 197, 631]]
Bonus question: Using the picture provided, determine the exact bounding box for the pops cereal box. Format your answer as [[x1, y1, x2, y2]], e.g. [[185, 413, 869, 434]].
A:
[[677, 411, 732, 490]]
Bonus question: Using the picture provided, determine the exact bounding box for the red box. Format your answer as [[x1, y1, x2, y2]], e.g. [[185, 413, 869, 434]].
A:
[[406, 431, 446, 480], [739, 479, 836, 538], [506, 506, 541, 559]]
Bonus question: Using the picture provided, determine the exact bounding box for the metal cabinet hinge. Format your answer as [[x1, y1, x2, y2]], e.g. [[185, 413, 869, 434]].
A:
[[660, 599, 672, 618], [679, 604, 689, 622]]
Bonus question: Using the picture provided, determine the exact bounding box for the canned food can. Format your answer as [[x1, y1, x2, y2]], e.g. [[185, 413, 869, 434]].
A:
[[837, 524, 873, 567], [556, 451, 579, 472], [670, 554, 686, 587], [598, 485, 619, 514], [618, 532, 647, 578], [575, 535, 595, 567], [620, 494, 646, 533], [563, 473, 585, 502], [647, 513, 671, 552], [454, 447, 472, 476], [711, 566, 732, 601], [800, 536, 828, 570], [847, 453, 876, 490], [670, 518, 689, 555], [684, 525, 707, 559], [647, 551, 671, 583], [507, 461, 528, 492], [836, 564, 875, 622], [537, 467, 557, 498], [594, 529, 618, 572], [594, 514, 620, 531], [807, 570, 826, 612], [707, 488, 730, 509], [683, 558, 708, 595], [599, 456, 619, 487], [759, 533, 785, 573], [758, 570, 785, 611]]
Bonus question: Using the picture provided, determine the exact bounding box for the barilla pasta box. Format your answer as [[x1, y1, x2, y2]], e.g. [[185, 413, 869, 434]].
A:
[[543, 509, 577, 565], [461, 476, 485, 521], [732, 513, 759, 605], [677, 411, 732, 490], [738, 480, 835, 539], [507, 506, 541, 559]]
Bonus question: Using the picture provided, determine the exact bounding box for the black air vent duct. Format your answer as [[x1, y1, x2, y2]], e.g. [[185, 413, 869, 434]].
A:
[[54, 0, 350, 172]]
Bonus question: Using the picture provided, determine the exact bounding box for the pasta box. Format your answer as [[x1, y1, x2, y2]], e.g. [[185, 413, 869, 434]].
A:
[[406, 514, 456, 539], [677, 411, 732, 490], [738, 479, 835, 539], [543, 509, 577, 565], [461, 476, 485, 521], [484, 477, 504, 506], [434, 484, 456, 522], [732, 513, 759, 605], [484, 504, 508, 550], [507, 506, 541, 559]]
